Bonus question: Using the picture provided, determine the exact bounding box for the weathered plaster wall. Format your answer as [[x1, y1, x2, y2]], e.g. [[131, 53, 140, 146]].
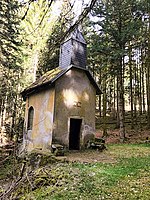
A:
[[53, 68, 96, 148], [24, 88, 55, 151]]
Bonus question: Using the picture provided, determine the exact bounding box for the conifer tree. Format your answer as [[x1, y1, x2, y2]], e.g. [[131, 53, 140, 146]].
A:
[[89, 0, 142, 140], [0, 0, 23, 142]]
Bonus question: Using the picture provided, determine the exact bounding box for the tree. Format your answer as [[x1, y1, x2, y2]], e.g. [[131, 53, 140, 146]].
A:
[[19, 0, 58, 83], [89, 0, 143, 140], [20, 0, 98, 81], [146, 0, 150, 128], [0, 0, 23, 142], [37, 0, 75, 76]]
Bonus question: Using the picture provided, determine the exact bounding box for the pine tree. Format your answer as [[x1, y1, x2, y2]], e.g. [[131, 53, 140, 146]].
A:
[[89, 0, 143, 140], [37, 0, 75, 75], [0, 0, 23, 143]]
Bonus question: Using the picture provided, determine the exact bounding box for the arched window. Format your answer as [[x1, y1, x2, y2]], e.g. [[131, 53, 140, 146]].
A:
[[27, 106, 34, 130]]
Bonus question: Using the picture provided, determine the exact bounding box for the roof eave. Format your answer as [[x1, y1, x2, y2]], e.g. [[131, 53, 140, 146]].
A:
[[21, 81, 54, 100], [21, 65, 102, 100]]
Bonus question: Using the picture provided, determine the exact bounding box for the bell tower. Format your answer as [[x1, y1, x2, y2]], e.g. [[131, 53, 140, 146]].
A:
[[59, 29, 87, 69]]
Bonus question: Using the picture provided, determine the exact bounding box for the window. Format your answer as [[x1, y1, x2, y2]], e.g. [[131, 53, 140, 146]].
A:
[[27, 106, 34, 130]]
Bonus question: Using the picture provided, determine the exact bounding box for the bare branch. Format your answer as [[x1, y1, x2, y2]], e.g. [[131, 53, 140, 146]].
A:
[[21, 0, 37, 20], [38, 0, 54, 27], [58, 0, 98, 44]]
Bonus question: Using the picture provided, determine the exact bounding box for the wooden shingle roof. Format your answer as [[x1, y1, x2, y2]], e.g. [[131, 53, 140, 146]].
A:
[[21, 65, 102, 100]]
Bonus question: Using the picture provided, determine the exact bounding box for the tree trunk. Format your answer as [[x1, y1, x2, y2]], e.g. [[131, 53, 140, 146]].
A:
[[102, 70, 107, 137], [139, 62, 142, 130], [99, 69, 102, 117], [33, 51, 39, 82], [141, 47, 146, 113], [116, 76, 120, 128], [118, 58, 125, 142], [133, 63, 138, 126], [147, 8, 150, 128], [111, 76, 116, 120], [129, 45, 134, 129]]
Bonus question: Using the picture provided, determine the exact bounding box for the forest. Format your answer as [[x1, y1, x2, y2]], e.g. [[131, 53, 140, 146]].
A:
[[0, 0, 150, 145], [0, 1, 150, 199]]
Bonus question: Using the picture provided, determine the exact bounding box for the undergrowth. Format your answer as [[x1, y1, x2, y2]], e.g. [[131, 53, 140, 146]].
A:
[[0, 144, 149, 200]]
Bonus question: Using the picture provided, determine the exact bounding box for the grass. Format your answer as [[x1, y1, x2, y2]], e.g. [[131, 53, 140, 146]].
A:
[[47, 156, 149, 200], [0, 143, 150, 200]]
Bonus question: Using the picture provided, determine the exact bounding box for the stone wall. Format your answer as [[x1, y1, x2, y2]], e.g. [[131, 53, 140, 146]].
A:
[[53, 68, 96, 148], [24, 88, 55, 151]]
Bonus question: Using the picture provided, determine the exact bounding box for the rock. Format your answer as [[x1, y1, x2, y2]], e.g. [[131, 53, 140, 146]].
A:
[[86, 138, 106, 151], [51, 144, 64, 156]]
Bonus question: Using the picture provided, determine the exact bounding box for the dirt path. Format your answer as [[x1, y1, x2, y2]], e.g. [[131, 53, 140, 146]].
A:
[[62, 129, 150, 164], [60, 149, 116, 164]]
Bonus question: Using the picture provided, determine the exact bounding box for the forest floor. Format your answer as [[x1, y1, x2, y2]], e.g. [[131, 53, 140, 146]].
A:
[[65, 128, 150, 163], [95, 128, 150, 144], [0, 129, 150, 199]]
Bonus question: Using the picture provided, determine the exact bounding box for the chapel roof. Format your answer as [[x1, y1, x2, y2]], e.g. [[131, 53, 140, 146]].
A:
[[21, 65, 101, 100]]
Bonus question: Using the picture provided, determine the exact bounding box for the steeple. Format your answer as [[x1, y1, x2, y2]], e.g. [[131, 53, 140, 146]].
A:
[[59, 28, 87, 69]]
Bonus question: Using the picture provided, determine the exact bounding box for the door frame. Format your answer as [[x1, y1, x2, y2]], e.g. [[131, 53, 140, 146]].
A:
[[68, 116, 84, 150]]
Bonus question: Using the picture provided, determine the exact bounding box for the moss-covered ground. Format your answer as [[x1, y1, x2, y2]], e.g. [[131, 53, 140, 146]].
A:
[[0, 143, 150, 200]]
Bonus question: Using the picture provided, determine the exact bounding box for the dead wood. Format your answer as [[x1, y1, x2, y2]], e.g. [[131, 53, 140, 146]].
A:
[[0, 170, 33, 200], [0, 159, 32, 200]]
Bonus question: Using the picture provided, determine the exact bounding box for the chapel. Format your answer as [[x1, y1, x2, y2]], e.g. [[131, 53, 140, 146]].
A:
[[21, 29, 101, 151]]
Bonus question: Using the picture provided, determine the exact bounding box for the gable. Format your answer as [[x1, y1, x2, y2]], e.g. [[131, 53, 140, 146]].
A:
[[55, 68, 97, 100], [21, 65, 101, 100]]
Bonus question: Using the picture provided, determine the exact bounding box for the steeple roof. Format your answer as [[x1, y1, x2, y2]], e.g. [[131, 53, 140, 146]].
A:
[[59, 28, 87, 69], [64, 28, 86, 44]]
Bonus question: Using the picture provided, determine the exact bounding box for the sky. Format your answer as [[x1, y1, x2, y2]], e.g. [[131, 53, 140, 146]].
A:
[[52, 0, 92, 21], [18, 0, 93, 27]]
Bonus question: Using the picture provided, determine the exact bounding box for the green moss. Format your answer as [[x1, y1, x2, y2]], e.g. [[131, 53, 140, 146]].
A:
[[27, 151, 57, 167], [0, 156, 18, 179], [1, 144, 150, 200]]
